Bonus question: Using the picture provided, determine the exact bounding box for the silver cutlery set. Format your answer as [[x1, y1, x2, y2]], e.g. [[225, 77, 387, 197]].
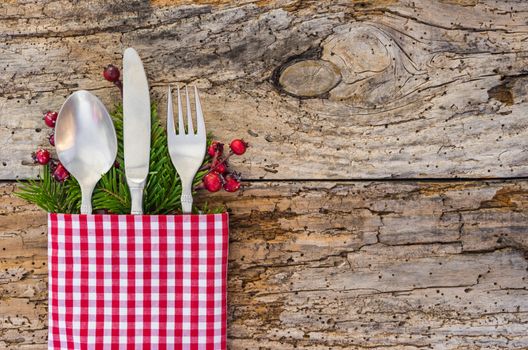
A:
[[54, 48, 206, 214]]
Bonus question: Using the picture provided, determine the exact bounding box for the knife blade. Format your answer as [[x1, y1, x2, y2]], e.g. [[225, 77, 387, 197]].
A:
[[123, 47, 151, 214]]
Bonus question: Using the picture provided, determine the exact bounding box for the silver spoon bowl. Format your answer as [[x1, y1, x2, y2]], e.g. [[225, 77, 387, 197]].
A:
[[55, 90, 117, 214]]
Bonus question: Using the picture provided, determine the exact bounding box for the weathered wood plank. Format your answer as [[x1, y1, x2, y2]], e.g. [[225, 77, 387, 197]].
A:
[[1, 180, 527, 348], [1, 0, 528, 180]]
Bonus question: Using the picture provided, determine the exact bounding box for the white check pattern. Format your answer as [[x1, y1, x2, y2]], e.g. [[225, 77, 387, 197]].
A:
[[48, 213, 229, 350]]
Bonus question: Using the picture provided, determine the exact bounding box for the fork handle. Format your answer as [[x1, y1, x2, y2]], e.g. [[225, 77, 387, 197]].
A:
[[181, 190, 193, 214]]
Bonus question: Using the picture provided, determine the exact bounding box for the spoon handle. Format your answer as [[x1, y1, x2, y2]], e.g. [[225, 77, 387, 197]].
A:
[[80, 183, 95, 214]]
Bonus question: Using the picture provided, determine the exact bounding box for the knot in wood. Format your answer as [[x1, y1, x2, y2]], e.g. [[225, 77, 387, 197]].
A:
[[278, 59, 341, 98]]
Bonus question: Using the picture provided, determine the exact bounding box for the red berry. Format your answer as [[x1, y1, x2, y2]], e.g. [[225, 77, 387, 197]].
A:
[[203, 172, 222, 192], [53, 162, 70, 182], [223, 174, 241, 192], [229, 139, 248, 155], [103, 64, 120, 82], [43, 111, 58, 128], [33, 149, 51, 165], [48, 133, 55, 146], [212, 159, 227, 174], [207, 141, 224, 157]]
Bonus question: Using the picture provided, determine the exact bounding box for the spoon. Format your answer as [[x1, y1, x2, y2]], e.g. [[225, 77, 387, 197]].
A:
[[55, 90, 117, 214]]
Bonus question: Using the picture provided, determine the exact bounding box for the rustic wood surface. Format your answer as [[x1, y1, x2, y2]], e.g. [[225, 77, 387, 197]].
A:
[[1, 181, 528, 348], [1, 0, 528, 179], [1, 0, 528, 349]]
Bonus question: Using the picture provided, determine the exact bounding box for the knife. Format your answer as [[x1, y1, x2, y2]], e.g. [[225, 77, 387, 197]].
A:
[[123, 48, 151, 214]]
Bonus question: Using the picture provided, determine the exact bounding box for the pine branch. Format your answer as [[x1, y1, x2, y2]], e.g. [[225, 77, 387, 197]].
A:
[[16, 103, 214, 214]]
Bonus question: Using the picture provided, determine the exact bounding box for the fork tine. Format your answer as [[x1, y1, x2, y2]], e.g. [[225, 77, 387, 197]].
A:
[[194, 86, 206, 136], [177, 86, 184, 135], [167, 85, 176, 139], [185, 85, 194, 134]]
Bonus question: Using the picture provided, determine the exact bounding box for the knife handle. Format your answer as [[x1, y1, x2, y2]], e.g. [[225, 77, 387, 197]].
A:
[[129, 186, 144, 215]]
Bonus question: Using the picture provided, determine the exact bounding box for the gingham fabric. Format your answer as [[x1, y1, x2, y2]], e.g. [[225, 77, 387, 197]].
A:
[[47, 213, 229, 350]]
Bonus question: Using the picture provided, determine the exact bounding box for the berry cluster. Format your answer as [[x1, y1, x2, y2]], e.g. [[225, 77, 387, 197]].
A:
[[32, 111, 70, 182], [202, 139, 248, 193]]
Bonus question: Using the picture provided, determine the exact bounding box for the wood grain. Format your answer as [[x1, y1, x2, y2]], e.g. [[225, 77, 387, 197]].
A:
[[1, 0, 528, 180], [1, 180, 527, 348], [2, 1, 528, 348]]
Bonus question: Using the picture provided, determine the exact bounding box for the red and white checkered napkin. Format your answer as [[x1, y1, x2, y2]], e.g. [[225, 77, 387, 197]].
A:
[[47, 213, 229, 350]]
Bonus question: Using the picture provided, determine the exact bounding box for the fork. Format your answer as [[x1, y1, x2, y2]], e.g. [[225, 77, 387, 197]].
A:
[[167, 85, 207, 213]]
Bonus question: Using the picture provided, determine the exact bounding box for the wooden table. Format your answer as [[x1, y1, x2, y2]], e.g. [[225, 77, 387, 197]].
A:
[[1, 1, 528, 348]]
